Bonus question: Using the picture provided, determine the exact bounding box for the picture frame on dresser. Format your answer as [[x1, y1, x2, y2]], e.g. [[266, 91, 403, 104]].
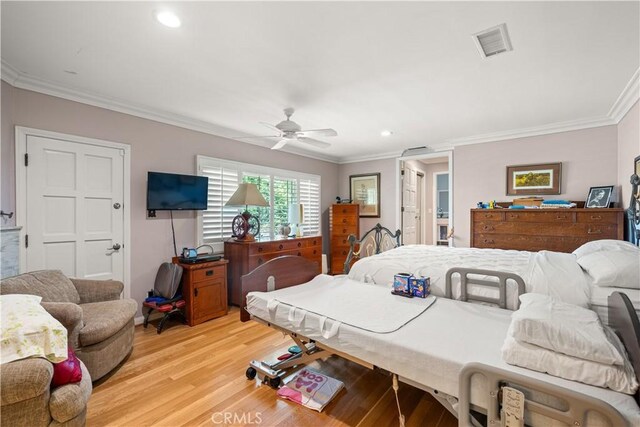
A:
[[586, 185, 614, 208], [506, 163, 562, 196], [350, 173, 380, 218]]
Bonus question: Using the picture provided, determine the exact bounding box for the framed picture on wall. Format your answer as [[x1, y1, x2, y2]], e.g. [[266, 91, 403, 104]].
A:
[[506, 163, 562, 196], [350, 173, 380, 218]]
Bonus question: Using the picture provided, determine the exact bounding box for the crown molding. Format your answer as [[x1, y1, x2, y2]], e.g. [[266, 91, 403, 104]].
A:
[[2, 59, 636, 166], [608, 67, 640, 122], [0, 60, 339, 164]]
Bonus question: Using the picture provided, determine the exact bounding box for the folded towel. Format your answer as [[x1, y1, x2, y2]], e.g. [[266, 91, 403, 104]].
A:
[[509, 205, 525, 209], [541, 199, 571, 204]]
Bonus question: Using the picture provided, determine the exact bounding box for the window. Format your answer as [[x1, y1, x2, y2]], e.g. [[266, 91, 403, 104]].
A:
[[197, 156, 321, 250], [436, 173, 449, 218]]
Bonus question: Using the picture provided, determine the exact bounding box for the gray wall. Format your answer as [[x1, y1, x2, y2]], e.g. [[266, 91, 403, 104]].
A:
[[0, 81, 339, 315]]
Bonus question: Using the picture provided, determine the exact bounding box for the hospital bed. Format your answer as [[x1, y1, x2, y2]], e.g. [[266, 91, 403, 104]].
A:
[[240, 255, 640, 427]]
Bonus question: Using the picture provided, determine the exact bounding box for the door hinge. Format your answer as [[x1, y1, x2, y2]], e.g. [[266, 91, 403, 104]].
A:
[[24, 153, 29, 167], [25, 234, 29, 248]]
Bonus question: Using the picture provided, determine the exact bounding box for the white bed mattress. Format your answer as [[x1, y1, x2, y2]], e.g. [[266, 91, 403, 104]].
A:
[[590, 285, 640, 325], [247, 281, 640, 425], [347, 245, 591, 309]]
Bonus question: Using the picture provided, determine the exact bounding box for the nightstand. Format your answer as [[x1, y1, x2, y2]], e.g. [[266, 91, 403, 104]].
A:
[[172, 257, 229, 326]]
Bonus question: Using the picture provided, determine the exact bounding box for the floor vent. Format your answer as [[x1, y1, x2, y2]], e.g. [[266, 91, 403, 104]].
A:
[[472, 23, 513, 58]]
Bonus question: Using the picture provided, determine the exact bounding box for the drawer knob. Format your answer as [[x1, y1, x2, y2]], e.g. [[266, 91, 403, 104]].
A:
[[342, 218, 347, 223], [342, 251, 347, 255], [485, 213, 494, 218], [194, 288, 198, 297], [297, 252, 302, 256], [591, 215, 602, 220], [258, 247, 263, 252], [587, 228, 602, 235], [278, 244, 284, 250], [258, 258, 263, 264], [342, 229, 347, 234], [297, 242, 302, 247], [483, 225, 494, 231], [509, 214, 518, 218], [313, 250, 317, 255], [205, 270, 214, 276], [313, 240, 317, 245], [342, 209, 347, 214], [342, 239, 347, 244], [556, 215, 567, 220], [483, 239, 495, 244]]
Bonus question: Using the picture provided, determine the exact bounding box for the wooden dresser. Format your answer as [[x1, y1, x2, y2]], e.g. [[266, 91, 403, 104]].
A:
[[224, 236, 322, 306], [173, 257, 228, 326], [330, 204, 360, 274], [470, 208, 624, 252]]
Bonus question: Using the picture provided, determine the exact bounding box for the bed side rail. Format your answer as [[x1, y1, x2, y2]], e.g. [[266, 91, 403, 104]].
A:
[[458, 362, 628, 427], [445, 268, 525, 310], [343, 223, 401, 274]]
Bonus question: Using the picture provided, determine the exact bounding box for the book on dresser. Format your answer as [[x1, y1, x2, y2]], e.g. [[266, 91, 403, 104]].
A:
[[224, 236, 322, 306], [470, 208, 624, 252], [330, 204, 360, 274]]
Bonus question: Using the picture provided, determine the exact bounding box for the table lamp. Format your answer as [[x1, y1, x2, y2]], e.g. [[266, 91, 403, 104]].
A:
[[288, 203, 304, 237], [225, 183, 269, 241]]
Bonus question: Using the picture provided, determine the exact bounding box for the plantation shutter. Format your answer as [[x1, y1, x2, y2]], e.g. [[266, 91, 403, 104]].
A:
[[200, 163, 239, 243], [299, 177, 321, 235], [273, 177, 297, 230]]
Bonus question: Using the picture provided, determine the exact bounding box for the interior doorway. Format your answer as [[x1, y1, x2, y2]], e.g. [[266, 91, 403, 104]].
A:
[[397, 151, 453, 246]]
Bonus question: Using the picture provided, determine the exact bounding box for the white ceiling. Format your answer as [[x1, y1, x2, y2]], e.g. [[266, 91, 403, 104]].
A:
[[2, 1, 639, 163]]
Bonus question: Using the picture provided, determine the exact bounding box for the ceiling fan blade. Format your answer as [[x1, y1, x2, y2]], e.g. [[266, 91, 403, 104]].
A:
[[298, 128, 338, 138], [260, 122, 282, 134], [271, 139, 289, 150], [297, 137, 331, 148], [233, 135, 281, 139]]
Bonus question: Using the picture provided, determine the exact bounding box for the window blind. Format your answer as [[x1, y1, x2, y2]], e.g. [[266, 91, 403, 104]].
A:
[[197, 156, 321, 247]]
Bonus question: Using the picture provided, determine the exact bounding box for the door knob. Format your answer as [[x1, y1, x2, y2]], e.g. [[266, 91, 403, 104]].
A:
[[108, 243, 121, 251]]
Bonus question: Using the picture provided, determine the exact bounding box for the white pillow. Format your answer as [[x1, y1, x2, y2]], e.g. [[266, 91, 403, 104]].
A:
[[501, 335, 638, 394], [573, 239, 639, 259], [577, 250, 640, 289], [510, 293, 624, 365]]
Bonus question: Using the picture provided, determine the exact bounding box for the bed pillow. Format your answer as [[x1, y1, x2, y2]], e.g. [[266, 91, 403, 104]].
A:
[[577, 250, 640, 289], [502, 335, 638, 394], [510, 293, 624, 365], [573, 239, 639, 259]]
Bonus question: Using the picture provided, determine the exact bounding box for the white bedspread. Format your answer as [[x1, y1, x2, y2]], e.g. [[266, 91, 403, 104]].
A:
[[347, 245, 591, 308], [266, 275, 436, 335]]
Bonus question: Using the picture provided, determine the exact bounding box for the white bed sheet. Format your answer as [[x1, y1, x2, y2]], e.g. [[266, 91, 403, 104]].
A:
[[346, 245, 591, 309], [246, 283, 640, 425], [590, 285, 640, 326]]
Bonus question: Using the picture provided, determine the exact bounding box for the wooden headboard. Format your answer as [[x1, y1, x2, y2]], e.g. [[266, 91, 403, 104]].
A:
[[608, 291, 640, 405], [343, 223, 401, 274], [239, 255, 319, 322]]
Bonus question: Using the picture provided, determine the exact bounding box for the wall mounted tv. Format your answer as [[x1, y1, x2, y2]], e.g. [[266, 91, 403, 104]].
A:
[[147, 172, 208, 211]]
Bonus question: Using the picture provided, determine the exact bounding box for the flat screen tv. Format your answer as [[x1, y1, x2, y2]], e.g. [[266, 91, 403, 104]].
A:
[[147, 172, 208, 211]]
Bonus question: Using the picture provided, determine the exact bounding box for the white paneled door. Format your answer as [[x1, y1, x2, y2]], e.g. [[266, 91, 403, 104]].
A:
[[25, 135, 124, 281], [402, 164, 417, 245]]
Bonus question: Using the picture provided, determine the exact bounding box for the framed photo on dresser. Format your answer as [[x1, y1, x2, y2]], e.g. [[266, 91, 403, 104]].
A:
[[586, 185, 614, 208]]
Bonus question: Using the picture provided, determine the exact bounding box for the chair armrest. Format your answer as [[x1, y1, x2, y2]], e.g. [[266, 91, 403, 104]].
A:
[[70, 278, 123, 303], [1, 358, 53, 405], [40, 302, 83, 349]]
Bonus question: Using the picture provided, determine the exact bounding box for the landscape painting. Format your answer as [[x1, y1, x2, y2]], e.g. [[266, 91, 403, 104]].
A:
[[507, 163, 562, 196]]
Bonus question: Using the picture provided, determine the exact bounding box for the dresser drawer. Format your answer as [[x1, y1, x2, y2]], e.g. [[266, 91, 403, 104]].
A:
[[331, 225, 358, 237], [250, 239, 304, 254], [191, 266, 225, 283], [505, 211, 574, 223], [303, 237, 322, 248], [333, 205, 359, 216], [475, 221, 617, 238], [331, 214, 359, 227], [474, 234, 591, 252], [472, 211, 505, 221], [576, 212, 619, 224]]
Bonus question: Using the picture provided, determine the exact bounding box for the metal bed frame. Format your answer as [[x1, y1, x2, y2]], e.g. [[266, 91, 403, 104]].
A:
[[343, 223, 401, 274]]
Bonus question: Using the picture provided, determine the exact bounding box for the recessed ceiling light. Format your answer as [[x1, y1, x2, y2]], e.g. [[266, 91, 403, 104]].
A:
[[381, 130, 393, 137], [155, 10, 181, 28]]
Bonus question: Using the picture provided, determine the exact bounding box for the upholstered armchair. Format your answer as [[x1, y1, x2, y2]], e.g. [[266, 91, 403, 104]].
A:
[[0, 270, 137, 380], [1, 358, 92, 426]]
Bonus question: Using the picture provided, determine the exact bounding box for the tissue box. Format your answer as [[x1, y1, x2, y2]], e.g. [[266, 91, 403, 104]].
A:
[[393, 273, 412, 294], [410, 277, 431, 298]]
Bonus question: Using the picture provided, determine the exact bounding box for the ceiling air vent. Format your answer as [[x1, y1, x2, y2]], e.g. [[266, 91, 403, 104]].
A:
[[472, 23, 512, 58]]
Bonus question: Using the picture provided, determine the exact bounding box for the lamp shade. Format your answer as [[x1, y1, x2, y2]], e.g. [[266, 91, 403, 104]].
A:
[[288, 203, 304, 224], [225, 183, 269, 207]]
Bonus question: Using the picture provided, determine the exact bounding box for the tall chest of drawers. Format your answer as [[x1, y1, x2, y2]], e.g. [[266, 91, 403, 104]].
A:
[[470, 208, 624, 252], [224, 236, 322, 306], [330, 204, 360, 274]]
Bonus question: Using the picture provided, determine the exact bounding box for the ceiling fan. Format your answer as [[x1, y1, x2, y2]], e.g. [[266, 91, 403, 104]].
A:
[[241, 108, 337, 150]]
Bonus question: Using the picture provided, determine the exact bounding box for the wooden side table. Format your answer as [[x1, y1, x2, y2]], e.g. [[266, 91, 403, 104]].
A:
[[172, 257, 229, 326]]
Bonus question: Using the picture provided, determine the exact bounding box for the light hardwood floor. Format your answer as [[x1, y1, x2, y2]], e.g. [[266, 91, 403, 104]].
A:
[[87, 308, 457, 427]]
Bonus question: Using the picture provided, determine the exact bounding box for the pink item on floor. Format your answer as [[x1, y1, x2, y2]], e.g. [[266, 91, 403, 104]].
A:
[[276, 368, 344, 412]]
